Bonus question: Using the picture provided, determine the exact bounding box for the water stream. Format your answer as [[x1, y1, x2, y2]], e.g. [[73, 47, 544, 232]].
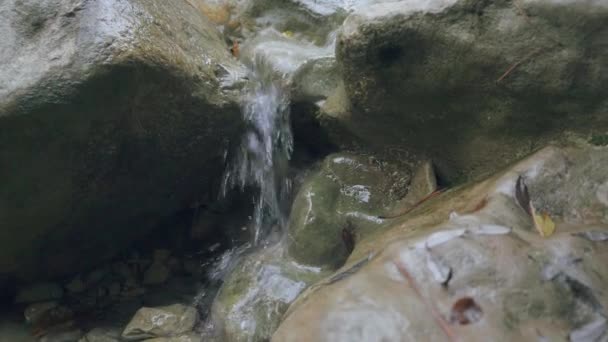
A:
[[221, 58, 294, 246]]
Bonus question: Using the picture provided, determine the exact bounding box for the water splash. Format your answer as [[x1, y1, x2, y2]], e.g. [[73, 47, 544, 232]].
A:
[[221, 59, 293, 245]]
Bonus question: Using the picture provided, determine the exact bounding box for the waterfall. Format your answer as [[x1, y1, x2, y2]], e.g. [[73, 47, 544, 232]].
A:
[[221, 59, 293, 246]]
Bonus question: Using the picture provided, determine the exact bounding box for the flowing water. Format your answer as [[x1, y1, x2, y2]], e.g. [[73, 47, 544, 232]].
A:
[[221, 59, 294, 246]]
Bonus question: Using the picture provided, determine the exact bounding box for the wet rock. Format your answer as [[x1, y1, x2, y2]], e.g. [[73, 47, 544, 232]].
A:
[[65, 275, 86, 294], [15, 283, 63, 304], [40, 329, 83, 342], [24, 301, 58, 324], [0, 316, 36, 342], [111, 262, 137, 288], [27, 305, 74, 333], [287, 152, 411, 269], [107, 282, 121, 297], [0, 0, 246, 282], [385, 160, 438, 218], [122, 304, 198, 340], [291, 56, 340, 102], [182, 259, 202, 277], [78, 327, 121, 342], [273, 144, 608, 341], [152, 250, 172, 264], [167, 257, 182, 274], [143, 263, 171, 286], [85, 267, 111, 287], [336, 0, 608, 182], [206, 244, 327, 342], [143, 333, 203, 342]]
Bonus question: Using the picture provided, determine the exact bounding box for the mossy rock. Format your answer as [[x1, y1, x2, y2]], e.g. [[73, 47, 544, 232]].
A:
[[208, 245, 328, 342], [287, 153, 411, 269]]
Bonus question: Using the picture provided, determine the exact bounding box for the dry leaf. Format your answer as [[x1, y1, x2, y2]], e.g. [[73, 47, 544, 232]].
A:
[[515, 176, 532, 216], [514, 176, 556, 237], [531, 204, 555, 238], [282, 30, 294, 38], [229, 40, 239, 58], [450, 297, 483, 325]]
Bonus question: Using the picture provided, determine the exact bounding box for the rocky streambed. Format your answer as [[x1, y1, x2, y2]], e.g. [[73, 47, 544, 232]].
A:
[[1, 0, 608, 341]]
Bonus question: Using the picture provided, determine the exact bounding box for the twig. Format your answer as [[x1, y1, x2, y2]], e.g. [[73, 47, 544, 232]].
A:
[[394, 260, 459, 342], [379, 188, 446, 219], [496, 47, 544, 84]]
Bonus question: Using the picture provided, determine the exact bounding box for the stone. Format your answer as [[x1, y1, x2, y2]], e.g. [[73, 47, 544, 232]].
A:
[[107, 282, 121, 297], [24, 301, 58, 324], [273, 144, 608, 341], [182, 260, 202, 277], [0, 317, 36, 342], [291, 56, 340, 102], [144, 333, 203, 342], [111, 262, 137, 287], [143, 263, 171, 286], [78, 327, 121, 342], [122, 304, 198, 340], [40, 329, 83, 342], [0, 0, 246, 282], [206, 244, 327, 342], [15, 283, 63, 304], [153, 250, 172, 264], [287, 152, 412, 269], [167, 257, 182, 274], [27, 305, 73, 331], [336, 0, 608, 182], [65, 275, 86, 294], [386, 160, 437, 217], [85, 267, 110, 287]]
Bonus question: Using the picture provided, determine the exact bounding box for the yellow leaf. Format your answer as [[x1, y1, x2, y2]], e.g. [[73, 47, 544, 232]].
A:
[[531, 204, 555, 237], [282, 30, 294, 38]]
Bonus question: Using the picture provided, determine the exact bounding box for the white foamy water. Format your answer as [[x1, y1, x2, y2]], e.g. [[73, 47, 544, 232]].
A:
[[221, 58, 294, 245]]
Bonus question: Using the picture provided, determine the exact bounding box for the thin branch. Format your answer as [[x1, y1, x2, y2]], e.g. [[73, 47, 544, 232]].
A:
[[394, 260, 459, 342], [496, 47, 544, 84], [379, 188, 446, 219]]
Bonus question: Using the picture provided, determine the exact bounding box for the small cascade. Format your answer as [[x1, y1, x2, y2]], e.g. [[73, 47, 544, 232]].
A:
[[221, 58, 294, 246]]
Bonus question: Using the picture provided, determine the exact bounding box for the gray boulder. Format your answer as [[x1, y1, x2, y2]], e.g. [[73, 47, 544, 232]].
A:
[[335, 0, 608, 182], [122, 304, 198, 340], [0, 0, 246, 281]]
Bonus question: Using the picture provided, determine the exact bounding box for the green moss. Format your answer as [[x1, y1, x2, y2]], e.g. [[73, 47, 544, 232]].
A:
[[590, 133, 608, 146]]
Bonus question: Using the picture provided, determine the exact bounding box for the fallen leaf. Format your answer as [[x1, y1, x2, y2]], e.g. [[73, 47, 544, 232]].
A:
[[229, 40, 239, 58], [282, 30, 294, 38], [515, 176, 556, 237], [421, 229, 466, 249], [471, 224, 512, 235], [531, 204, 555, 238], [450, 297, 483, 325]]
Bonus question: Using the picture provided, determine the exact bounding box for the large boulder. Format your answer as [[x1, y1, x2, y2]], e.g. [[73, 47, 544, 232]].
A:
[[273, 143, 608, 341], [334, 0, 608, 181], [0, 0, 246, 281]]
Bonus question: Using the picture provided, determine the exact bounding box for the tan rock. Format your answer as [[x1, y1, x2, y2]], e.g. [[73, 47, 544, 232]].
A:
[[122, 304, 198, 340], [274, 144, 608, 341]]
